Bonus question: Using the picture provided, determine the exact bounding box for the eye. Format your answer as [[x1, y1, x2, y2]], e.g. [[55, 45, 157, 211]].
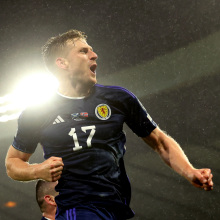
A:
[[80, 48, 88, 53]]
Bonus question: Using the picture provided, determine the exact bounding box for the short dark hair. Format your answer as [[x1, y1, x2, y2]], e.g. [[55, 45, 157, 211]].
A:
[[36, 180, 58, 212], [42, 29, 87, 73]]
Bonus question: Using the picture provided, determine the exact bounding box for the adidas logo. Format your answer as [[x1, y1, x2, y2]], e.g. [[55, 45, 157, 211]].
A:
[[53, 115, 65, 124]]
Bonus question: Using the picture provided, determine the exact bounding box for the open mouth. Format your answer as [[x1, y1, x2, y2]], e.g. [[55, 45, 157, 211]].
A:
[[90, 64, 97, 73]]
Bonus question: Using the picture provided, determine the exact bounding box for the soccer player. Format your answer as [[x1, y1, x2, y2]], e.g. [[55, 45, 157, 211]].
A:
[[5, 29, 213, 220], [36, 180, 58, 220]]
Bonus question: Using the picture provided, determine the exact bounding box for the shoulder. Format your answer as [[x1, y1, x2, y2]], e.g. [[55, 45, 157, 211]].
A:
[[18, 93, 59, 123], [94, 84, 136, 99]]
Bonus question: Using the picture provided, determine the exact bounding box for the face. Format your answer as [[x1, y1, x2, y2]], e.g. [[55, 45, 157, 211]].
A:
[[64, 38, 98, 87]]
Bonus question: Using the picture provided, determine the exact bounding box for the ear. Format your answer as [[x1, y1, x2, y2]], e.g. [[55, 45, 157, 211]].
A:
[[44, 195, 56, 206], [55, 57, 68, 70]]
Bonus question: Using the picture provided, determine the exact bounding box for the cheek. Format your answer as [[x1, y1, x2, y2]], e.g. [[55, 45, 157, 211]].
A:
[[68, 57, 89, 74], [74, 59, 87, 69], [69, 62, 82, 72]]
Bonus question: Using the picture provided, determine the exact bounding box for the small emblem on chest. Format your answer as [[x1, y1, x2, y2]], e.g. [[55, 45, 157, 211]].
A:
[[95, 104, 111, 120], [71, 112, 88, 121], [53, 115, 65, 124]]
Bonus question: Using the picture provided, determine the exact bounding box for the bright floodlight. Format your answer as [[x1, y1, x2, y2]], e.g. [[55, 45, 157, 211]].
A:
[[12, 73, 59, 108], [0, 72, 59, 122]]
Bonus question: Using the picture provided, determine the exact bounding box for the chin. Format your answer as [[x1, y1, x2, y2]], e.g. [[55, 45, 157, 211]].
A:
[[86, 78, 97, 88], [90, 76, 97, 84]]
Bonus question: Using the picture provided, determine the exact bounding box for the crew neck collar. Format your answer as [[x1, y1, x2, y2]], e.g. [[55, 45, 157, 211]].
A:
[[57, 91, 86, 99]]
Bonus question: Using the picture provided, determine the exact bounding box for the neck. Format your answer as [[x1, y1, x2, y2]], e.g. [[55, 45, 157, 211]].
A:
[[42, 205, 57, 220], [42, 213, 55, 220], [58, 80, 94, 98]]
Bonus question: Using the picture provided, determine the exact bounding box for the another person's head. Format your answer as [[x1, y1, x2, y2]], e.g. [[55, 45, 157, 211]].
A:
[[36, 180, 58, 220], [42, 29, 98, 88]]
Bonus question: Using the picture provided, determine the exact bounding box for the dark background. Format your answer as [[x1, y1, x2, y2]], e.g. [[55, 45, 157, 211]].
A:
[[0, 1, 219, 219]]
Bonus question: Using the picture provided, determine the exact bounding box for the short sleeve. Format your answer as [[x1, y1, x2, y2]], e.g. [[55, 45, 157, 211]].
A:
[[12, 109, 40, 154], [125, 95, 157, 137]]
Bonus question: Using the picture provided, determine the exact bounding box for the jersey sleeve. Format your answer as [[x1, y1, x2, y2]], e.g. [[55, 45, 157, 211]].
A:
[[125, 94, 157, 137], [12, 109, 40, 154]]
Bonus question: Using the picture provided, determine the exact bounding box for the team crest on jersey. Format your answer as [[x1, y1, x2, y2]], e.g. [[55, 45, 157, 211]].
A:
[[71, 112, 88, 121], [95, 104, 111, 120]]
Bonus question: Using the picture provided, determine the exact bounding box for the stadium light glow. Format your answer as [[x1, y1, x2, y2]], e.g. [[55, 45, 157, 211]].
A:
[[0, 73, 59, 122], [12, 73, 59, 107]]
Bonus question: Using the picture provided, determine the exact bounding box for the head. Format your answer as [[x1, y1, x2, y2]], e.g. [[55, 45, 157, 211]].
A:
[[42, 29, 98, 89], [36, 180, 58, 218]]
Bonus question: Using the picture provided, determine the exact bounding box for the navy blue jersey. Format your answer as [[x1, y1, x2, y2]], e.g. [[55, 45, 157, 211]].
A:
[[12, 84, 157, 219]]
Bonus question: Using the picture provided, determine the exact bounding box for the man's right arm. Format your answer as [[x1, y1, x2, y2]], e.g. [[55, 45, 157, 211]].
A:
[[5, 145, 64, 182]]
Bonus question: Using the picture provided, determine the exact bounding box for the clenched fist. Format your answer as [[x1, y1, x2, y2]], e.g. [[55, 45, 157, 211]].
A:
[[187, 168, 213, 191], [36, 156, 64, 182]]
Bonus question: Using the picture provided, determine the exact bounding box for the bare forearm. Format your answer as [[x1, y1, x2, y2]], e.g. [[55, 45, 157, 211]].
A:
[[143, 128, 213, 190], [157, 136, 214, 190], [5, 146, 64, 182], [143, 128, 194, 180], [6, 158, 39, 181], [158, 135, 194, 179]]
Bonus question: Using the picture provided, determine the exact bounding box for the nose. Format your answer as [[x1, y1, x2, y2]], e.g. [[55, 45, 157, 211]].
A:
[[89, 50, 98, 61]]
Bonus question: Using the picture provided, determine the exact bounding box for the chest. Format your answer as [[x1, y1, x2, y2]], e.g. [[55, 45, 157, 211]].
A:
[[39, 98, 126, 151]]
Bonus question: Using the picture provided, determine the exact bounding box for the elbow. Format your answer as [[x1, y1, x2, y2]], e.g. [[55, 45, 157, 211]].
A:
[[5, 159, 16, 180], [6, 170, 14, 179], [5, 162, 12, 178]]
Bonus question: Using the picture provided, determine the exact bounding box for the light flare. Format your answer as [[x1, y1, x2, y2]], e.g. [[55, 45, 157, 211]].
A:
[[0, 73, 59, 122]]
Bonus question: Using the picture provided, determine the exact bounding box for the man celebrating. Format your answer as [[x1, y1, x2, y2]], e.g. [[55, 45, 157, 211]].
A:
[[5, 29, 213, 220], [36, 180, 58, 220]]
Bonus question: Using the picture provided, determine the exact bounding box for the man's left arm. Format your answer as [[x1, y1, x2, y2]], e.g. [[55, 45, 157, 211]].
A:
[[142, 127, 213, 191]]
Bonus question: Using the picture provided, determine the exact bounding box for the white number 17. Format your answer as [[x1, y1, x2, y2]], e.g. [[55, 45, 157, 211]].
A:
[[68, 125, 96, 151]]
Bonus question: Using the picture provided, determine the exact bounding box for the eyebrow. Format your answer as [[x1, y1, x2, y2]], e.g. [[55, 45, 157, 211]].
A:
[[80, 46, 93, 51]]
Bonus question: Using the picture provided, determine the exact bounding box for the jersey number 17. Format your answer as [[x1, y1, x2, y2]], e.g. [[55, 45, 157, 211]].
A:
[[68, 125, 96, 151]]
